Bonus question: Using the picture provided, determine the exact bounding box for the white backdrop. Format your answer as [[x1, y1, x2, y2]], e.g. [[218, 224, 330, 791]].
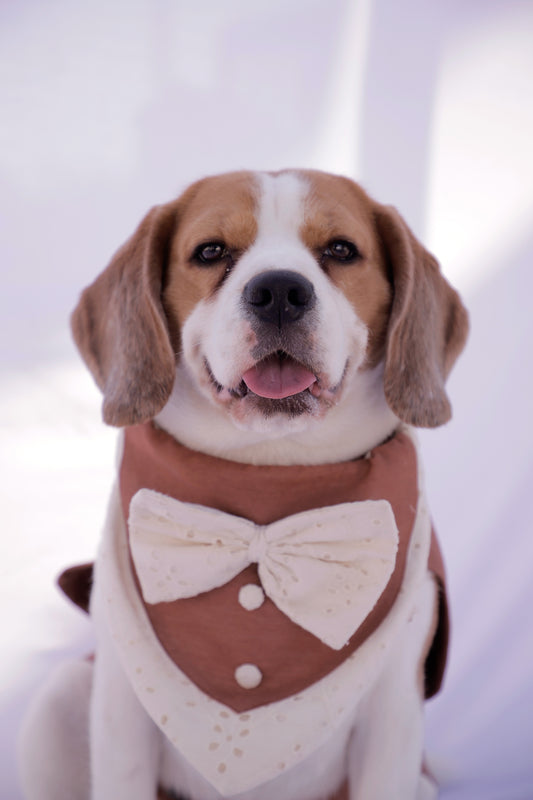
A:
[[1, 1, 533, 798]]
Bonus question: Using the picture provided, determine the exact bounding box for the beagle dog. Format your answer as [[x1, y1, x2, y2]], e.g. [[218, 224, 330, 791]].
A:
[[19, 170, 468, 800]]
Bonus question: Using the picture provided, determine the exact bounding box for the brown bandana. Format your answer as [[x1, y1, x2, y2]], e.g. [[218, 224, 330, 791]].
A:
[[113, 423, 449, 710], [59, 423, 448, 710]]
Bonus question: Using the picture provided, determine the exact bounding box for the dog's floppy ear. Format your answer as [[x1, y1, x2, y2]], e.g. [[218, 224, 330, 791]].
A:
[[374, 204, 468, 428], [71, 203, 178, 427]]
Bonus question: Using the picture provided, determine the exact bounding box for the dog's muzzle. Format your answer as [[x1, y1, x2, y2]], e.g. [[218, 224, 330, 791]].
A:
[[239, 270, 318, 401]]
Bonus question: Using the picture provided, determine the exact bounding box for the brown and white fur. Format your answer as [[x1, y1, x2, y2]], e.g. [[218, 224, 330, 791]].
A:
[[18, 170, 468, 800]]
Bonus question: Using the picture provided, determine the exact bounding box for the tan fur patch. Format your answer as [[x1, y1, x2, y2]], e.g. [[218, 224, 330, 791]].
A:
[[298, 171, 392, 366], [164, 172, 259, 341]]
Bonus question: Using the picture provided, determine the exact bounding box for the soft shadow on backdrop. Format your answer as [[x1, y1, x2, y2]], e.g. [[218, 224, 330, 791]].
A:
[[1, 1, 532, 798]]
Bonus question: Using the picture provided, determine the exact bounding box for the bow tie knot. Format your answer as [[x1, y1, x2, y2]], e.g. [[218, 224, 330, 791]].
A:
[[248, 529, 269, 563], [128, 488, 399, 650]]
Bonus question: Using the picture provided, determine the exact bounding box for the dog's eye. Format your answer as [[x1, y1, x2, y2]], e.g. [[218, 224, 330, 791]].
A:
[[193, 242, 230, 265], [324, 240, 360, 263]]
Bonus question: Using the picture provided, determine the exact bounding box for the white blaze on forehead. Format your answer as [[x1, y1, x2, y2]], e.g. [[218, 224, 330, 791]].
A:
[[255, 172, 308, 244]]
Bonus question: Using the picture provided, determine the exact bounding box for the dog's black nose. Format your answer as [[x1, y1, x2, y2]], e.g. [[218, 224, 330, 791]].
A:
[[243, 270, 315, 326]]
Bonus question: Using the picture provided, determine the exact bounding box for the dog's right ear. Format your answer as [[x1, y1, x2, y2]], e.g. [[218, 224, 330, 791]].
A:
[[71, 203, 178, 427]]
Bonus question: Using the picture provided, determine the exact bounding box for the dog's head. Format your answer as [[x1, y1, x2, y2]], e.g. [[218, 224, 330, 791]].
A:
[[72, 170, 468, 440]]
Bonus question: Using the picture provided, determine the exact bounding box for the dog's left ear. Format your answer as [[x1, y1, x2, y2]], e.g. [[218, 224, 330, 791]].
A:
[[375, 204, 469, 428], [71, 203, 178, 427]]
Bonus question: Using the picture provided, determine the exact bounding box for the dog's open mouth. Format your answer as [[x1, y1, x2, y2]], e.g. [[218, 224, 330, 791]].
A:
[[242, 351, 318, 399], [205, 351, 321, 401], [204, 351, 345, 420]]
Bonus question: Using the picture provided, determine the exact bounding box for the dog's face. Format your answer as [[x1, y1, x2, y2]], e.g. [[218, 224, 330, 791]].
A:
[[164, 171, 390, 434], [71, 169, 468, 447]]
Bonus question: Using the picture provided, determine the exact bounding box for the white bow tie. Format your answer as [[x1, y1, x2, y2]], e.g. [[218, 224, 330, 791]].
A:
[[128, 489, 399, 650]]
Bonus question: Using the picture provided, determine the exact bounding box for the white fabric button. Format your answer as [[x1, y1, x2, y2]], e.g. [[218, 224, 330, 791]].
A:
[[235, 663, 263, 689], [238, 583, 265, 611]]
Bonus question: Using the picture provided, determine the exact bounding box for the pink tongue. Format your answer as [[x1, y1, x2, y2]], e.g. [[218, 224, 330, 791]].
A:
[[243, 356, 316, 399]]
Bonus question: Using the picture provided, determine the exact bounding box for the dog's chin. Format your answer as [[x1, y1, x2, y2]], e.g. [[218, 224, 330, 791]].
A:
[[217, 390, 332, 435], [230, 390, 321, 432]]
